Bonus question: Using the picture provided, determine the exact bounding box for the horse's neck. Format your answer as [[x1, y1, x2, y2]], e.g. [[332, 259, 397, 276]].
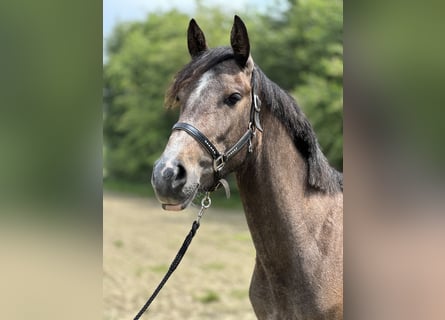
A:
[[235, 106, 342, 287], [237, 109, 310, 260], [235, 106, 343, 318]]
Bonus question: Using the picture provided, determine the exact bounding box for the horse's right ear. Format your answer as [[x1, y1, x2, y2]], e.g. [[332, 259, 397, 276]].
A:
[[230, 15, 250, 68], [187, 19, 208, 58]]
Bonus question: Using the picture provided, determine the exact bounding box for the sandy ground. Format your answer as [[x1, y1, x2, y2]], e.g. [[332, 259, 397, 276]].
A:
[[103, 192, 257, 320]]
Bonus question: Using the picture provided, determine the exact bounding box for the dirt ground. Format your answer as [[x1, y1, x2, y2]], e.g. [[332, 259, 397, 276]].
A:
[[103, 192, 257, 320]]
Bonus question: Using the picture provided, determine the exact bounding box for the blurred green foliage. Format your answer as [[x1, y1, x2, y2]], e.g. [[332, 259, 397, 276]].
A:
[[0, 0, 102, 217], [103, 0, 343, 185]]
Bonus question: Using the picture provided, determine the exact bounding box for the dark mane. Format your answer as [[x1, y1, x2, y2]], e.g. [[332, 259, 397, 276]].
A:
[[166, 47, 343, 193], [254, 67, 343, 193]]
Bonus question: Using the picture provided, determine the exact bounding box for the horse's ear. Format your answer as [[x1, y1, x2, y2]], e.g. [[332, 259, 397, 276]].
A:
[[230, 15, 250, 68], [187, 19, 208, 58]]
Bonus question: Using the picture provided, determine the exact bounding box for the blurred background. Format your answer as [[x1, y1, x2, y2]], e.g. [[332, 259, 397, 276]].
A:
[[102, 1, 342, 319], [0, 0, 102, 319]]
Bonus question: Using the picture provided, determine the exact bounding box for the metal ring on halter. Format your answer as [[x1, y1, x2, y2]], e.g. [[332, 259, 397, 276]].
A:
[[201, 193, 211, 208], [196, 193, 211, 224]]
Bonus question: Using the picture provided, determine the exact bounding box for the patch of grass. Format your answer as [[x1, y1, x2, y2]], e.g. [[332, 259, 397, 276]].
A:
[[135, 266, 147, 278], [149, 264, 169, 274], [233, 232, 251, 242], [201, 262, 226, 271], [230, 289, 249, 300], [135, 264, 169, 278], [195, 290, 220, 304], [113, 239, 124, 248]]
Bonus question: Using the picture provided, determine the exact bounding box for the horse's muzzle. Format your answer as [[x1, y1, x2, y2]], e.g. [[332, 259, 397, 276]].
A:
[[151, 158, 190, 207]]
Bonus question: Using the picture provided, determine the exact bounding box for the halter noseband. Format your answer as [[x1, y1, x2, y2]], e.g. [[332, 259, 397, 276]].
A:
[[172, 69, 263, 185]]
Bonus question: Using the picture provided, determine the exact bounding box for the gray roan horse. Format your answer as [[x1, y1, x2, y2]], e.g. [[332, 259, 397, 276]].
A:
[[151, 16, 343, 319]]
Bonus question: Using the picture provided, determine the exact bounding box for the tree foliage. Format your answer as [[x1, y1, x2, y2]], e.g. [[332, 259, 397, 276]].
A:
[[252, 0, 343, 169], [103, 1, 343, 183], [103, 11, 188, 181]]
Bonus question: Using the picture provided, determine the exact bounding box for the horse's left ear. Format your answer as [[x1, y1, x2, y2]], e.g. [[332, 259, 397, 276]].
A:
[[188, 19, 208, 58], [230, 15, 250, 68]]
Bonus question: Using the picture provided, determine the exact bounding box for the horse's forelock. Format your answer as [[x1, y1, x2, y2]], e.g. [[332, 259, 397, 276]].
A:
[[165, 47, 235, 109]]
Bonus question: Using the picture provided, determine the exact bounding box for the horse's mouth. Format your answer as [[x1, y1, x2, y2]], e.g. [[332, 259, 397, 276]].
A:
[[161, 185, 199, 211]]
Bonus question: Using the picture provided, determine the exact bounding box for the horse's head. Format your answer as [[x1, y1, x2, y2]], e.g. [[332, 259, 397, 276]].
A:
[[151, 16, 260, 210]]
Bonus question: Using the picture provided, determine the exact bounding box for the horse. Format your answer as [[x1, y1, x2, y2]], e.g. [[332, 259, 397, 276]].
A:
[[151, 16, 343, 319]]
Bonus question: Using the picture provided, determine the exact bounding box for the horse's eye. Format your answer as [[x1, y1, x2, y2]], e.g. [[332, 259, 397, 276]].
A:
[[224, 93, 242, 107]]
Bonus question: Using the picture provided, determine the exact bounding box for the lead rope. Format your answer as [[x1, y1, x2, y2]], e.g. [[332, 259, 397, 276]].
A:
[[133, 193, 212, 320]]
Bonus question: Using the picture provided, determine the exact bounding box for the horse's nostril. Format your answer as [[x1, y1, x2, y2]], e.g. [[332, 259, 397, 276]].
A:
[[171, 162, 187, 189], [176, 163, 186, 181], [153, 159, 188, 194]]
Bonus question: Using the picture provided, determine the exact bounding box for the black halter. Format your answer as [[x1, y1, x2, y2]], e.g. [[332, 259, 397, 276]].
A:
[[172, 69, 263, 183]]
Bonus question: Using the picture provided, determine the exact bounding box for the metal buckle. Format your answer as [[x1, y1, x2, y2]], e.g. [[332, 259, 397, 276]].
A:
[[213, 155, 225, 172], [248, 138, 253, 153], [254, 94, 261, 112]]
